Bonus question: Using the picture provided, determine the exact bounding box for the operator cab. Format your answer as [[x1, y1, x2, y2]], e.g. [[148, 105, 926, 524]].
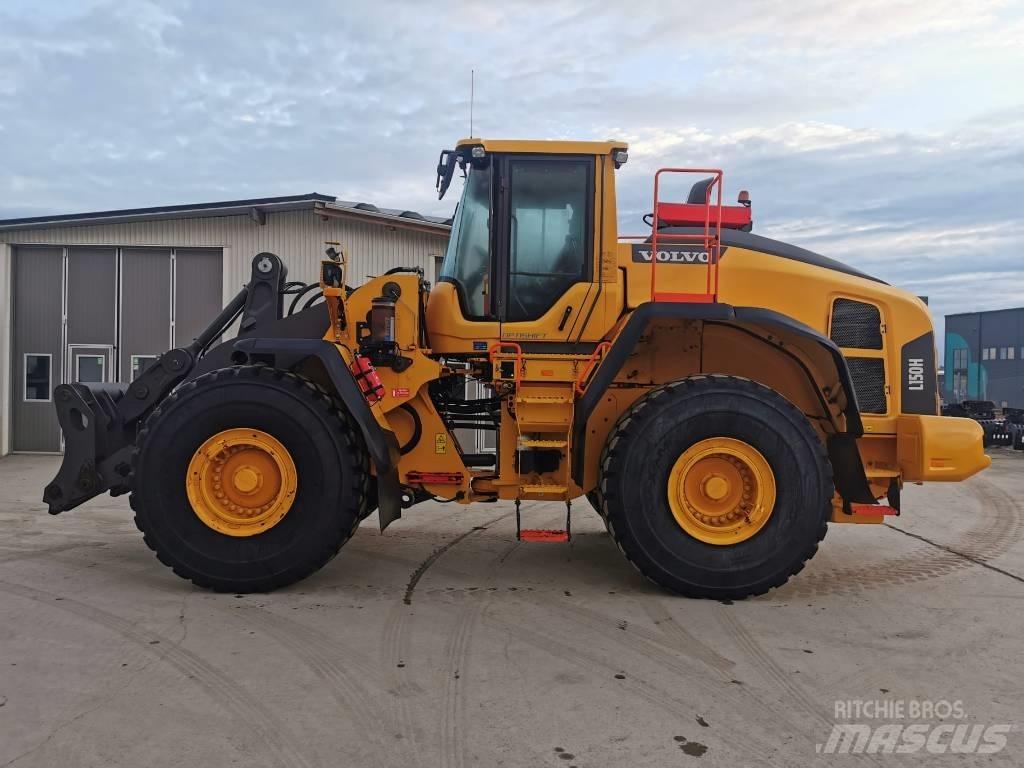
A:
[[427, 139, 626, 352]]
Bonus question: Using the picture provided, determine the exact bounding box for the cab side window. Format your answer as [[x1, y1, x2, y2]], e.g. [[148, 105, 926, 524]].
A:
[[439, 166, 492, 318], [506, 158, 591, 322]]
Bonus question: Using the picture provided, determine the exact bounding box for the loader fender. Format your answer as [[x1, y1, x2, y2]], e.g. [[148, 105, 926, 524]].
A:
[[572, 302, 874, 504], [230, 337, 404, 528]]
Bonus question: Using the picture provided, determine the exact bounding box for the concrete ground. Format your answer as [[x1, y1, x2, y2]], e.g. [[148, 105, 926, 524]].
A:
[[0, 452, 1022, 767]]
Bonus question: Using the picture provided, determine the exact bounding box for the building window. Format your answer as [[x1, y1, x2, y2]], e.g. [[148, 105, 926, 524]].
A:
[[991, 347, 997, 359], [24, 354, 52, 402], [1010, 347, 1016, 360], [76, 355, 105, 384], [131, 355, 158, 381], [982, 348, 989, 361], [951, 347, 969, 402], [1000, 347, 1008, 360]]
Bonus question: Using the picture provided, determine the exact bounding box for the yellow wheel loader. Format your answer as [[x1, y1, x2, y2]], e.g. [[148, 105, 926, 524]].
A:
[[43, 138, 990, 598]]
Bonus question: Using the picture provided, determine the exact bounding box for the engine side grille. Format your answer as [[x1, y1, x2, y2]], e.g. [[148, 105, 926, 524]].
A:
[[846, 357, 887, 414], [830, 299, 882, 350]]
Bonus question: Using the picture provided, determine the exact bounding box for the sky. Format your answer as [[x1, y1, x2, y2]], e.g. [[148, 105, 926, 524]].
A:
[[1, 0, 1022, 351]]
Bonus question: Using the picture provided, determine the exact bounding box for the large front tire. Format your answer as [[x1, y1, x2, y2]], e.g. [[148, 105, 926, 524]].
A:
[[601, 375, 832, 599], [130, 366, 370, 592]]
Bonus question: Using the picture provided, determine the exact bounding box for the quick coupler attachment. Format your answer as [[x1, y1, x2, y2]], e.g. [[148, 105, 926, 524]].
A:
[[43, 382, 132, 515]]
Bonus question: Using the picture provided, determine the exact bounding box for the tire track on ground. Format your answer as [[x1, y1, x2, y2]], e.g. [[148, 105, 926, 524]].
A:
[[403, 512, 512, 606], [528, 585, 888, 765], [528, 591, 891, 767], [715, 608, 889, 768], [439, 538, 520, 768], [381, 599, 424, 765], [716, 608, 830, 727], [787, 477, 1022, 597], [0, 579, 315, 768], [521, 593, 834, 764], [640, 600, 735, 673], [237, 607, 401, 768], [0, 541, 108, 565], [439, 597, 475, 768], [481, 602, 775, 768], [885, 524, 1024, 584], [380, 511, 512, 768]]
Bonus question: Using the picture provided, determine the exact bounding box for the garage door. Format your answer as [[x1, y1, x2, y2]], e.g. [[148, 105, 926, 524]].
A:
[[11, 246, 222, 452]]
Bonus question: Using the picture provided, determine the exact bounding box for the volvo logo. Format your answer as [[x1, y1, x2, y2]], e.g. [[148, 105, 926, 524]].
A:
[[630, 244, 723, 264]]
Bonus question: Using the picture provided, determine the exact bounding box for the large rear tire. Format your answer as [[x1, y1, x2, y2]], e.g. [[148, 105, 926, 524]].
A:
[[130, 366, 370, 592], [601, 375, 832, 599]]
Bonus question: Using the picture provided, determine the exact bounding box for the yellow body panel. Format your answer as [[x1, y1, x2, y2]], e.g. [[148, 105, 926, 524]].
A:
[[329, 137, 986, 521], [456, 137, 626, 156], [897, 415, 990, 482]]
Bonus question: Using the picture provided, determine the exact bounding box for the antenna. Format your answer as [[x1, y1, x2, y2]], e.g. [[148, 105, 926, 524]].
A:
[[470, 69, 474, 138]]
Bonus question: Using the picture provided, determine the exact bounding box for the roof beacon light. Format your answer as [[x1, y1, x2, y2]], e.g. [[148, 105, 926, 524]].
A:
[[737, 190, 751, 207]]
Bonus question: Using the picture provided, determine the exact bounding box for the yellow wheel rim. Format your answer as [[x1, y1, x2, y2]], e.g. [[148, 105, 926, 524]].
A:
[[186, 428, 298, 537], [667, 437, 776, 546]]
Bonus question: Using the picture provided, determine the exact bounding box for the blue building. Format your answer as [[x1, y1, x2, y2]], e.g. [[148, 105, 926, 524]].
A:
[[944, 307, 1024, 408]]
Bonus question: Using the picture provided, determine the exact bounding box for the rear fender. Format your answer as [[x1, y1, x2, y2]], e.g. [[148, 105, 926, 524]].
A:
[[572, 302, 874, 505]]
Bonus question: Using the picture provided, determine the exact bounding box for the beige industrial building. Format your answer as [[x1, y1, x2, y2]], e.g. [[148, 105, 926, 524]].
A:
[[0, 194, 450, 454]]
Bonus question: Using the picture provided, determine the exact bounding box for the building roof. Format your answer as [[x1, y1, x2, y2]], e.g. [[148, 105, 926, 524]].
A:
[[946, 306, 1024, 319], [0, 193, 452, 233]]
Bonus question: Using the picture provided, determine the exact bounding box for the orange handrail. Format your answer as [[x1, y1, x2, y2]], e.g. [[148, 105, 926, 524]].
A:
[[621, 167, 724, 305], [575, 341, 612, 395]]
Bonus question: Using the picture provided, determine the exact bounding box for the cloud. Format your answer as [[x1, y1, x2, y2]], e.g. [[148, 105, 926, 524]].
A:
[[611, 112, 1024, 331], [0, 0, 1021, 349]]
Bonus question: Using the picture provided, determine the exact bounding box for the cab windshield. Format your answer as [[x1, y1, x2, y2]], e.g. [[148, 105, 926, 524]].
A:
[[439, 164, 491, 318]]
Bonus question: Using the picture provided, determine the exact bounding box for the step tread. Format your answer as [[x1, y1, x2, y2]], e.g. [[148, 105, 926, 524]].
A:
[[518, 439, 568, 448], [519, 529, 570, 543], [520, 484, 568, 494]]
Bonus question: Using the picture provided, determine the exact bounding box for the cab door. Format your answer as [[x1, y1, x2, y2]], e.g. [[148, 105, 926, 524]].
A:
[[497, 155, 599, 346]]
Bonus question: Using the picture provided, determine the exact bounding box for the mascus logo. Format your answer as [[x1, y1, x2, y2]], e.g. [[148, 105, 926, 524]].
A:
[[630, 244, 723, 264]]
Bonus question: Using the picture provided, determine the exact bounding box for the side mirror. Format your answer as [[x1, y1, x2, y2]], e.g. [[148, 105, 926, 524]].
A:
[[436, 149, 458, 200]]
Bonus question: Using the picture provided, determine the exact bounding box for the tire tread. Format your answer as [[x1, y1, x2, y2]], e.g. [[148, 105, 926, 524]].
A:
[[129, 365, 370, 592], [599, 374, 832, 599]]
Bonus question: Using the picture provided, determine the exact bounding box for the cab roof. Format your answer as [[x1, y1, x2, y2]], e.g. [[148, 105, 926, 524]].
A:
[[455, 138, 627, 155]]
